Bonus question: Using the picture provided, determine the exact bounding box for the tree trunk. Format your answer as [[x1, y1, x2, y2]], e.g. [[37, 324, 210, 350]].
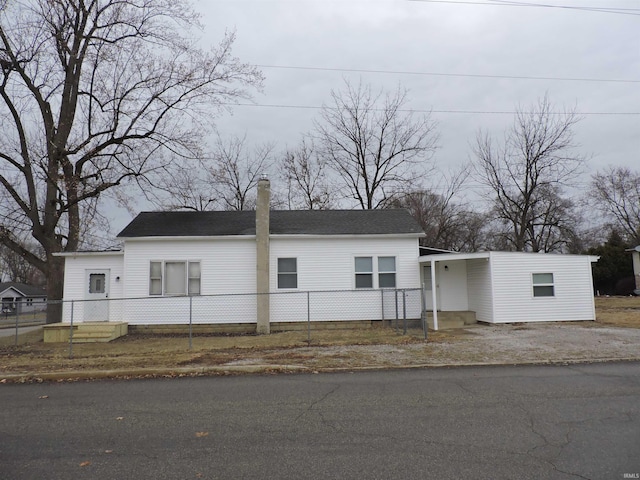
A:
[[45, 255, 65, 324]]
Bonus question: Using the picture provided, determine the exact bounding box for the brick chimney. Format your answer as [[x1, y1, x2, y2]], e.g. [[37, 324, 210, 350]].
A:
[[256, 175, 270, 334]]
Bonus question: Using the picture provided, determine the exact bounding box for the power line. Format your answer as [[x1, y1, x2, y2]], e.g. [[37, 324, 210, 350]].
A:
[[408, 0, 640, 16], [255, 64, 640, 84], [227, 102, 640, 116]]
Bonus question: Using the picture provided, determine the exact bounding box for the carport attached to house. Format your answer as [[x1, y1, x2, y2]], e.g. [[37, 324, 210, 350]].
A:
[[419, 251, 598, 328]]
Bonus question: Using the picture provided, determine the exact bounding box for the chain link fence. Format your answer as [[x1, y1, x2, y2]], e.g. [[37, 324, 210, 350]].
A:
[[2, 288, 428, 348]]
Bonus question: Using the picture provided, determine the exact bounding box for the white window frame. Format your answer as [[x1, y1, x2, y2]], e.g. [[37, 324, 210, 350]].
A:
[[355, 256, 374, 289], [149, 260, 201, 296], [354, 256, 397, 289], [532, 272, 555, 298], [378, 256, 397, 289], [277, 258, 298, 289]]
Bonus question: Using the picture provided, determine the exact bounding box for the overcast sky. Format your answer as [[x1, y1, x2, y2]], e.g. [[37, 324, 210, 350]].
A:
[[115, 0, 639, 230]]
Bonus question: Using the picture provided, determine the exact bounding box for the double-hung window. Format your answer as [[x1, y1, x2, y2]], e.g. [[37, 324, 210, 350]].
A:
[[150, 261, 201, 296], [355, 256, 396, 288], [277, 258, 297, 289], [532, 273, 554, 297]]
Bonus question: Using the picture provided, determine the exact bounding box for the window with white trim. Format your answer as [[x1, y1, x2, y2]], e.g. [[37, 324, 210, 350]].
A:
[[532, 273, 554, 297], [149, 261, 201, 296], [355, 256, 397, 288], [277, 258, 297, 289]]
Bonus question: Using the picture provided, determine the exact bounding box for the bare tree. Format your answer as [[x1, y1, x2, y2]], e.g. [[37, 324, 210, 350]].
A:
[[313, 80, 438, 209], [281, 138, 333, 210], [210, 134, 274, 211], [473, 96, 585, 252], [0, 0, 263, 320], [149, 134, 273, 211], [148, 162, 217, 211], [590, 166, 640, 245], [392, 167, 489, 251]]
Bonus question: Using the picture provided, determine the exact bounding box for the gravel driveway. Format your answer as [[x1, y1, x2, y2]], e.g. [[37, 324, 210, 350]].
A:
[[225, 322, 640, 370]]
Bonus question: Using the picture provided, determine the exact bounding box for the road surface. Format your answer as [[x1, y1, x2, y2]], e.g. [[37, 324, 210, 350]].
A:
[[1, 362, 639, 479]]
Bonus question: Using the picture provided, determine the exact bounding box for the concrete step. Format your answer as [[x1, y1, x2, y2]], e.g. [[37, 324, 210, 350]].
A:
[[425, 311, 477, 330], [72, 332, 118, 343], [427, 317, 465, 330]]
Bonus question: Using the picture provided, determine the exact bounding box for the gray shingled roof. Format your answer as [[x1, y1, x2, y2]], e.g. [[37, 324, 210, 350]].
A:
[[0, 282, 46, 297], [117, 210, 424, 238]]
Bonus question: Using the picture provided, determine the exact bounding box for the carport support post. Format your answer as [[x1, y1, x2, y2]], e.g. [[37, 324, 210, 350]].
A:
[[430, 259, 438, 331]]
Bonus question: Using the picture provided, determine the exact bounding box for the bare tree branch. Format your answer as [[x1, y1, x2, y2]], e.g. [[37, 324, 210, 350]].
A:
[[313, 79, 438, 209], [473, 95, 585, 252], [589, 166, 640, 244]]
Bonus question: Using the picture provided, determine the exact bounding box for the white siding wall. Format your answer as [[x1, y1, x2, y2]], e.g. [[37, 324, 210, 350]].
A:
[[490, 252, 596, 323], [122, 238, 256, 324], [466, 258, 494, 322], [61, 254, 124, 323], [123, 238, 256, 297], [115, 235, 421, 325], [270, 236, 421, 322]]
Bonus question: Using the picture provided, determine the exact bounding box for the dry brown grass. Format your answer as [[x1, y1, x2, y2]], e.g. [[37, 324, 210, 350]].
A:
[[0, 327, 430, 376], [595, 296, 640, 328], [2, 297, 639, 380]]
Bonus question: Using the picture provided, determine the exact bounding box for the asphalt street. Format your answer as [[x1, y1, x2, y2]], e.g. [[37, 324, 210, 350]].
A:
[[1, 362, 639, 480]]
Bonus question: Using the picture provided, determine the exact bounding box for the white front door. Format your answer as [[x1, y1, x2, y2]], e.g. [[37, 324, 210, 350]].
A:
[[85, 270, 110, 321]]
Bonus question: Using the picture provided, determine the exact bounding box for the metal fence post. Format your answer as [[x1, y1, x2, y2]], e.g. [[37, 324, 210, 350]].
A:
[[189, 296, 193, 350], [394, 290, 399, 332], [402, 289, 407, 335], [14, 301, 20, 346], [307, 291, 311, 345], [69, 301, 74, 359]]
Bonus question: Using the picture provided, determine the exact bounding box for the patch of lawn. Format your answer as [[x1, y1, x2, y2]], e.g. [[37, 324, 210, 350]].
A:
[[595, 296, 640, 328]]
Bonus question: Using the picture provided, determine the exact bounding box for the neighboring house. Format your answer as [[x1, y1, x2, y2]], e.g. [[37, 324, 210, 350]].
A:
[[0, 282, 47, 314], [419, 250, 599, 328], [56, 178, 599, 331]]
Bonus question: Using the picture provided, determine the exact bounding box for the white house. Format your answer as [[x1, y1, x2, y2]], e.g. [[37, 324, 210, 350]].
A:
[[57, 179, 425, 330], [56, 179, 599, 332]]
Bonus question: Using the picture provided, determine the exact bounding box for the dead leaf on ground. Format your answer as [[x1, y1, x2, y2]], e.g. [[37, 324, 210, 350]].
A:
[[79, 461, 91, 467], [104, 450, 113, 454], [195, 431, 209, 438], [115, 416, 124, 421], [38, 395, 49, 399]]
